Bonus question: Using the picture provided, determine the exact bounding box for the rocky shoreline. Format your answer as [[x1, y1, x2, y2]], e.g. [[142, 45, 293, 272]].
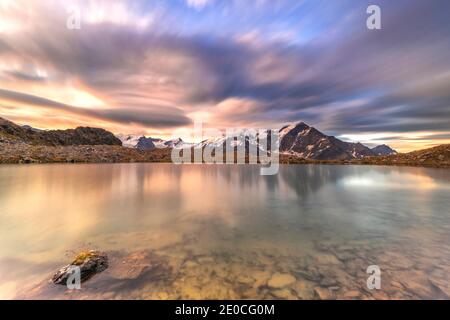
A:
[[0, 141, 173, 164], [1, 141, 449, 169]]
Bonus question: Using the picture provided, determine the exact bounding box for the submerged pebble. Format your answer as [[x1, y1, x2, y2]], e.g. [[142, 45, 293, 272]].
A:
[[267, 273, 296, 288]]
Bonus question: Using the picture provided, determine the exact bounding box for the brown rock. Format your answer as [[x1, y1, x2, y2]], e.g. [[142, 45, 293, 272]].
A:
[[107, 251, 152, 280], [428, 274, 450, 298], [251, 270, 272, 289], [396, 270, 435, 299], [267, 273, 296, 288], [52, 250, 108, 285], [292, 281, 315, 299], [272, 288, 295, 300], [314, 287, 334, 300], [342, 290, 360, 299]]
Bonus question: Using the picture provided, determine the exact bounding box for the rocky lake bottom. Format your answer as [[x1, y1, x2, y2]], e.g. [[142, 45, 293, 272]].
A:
[[0, 164, 449, 299], [13, 227, 450, 300]]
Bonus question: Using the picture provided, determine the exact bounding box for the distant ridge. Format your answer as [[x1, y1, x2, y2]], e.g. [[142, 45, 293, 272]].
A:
[[371, 144, 398, 156], [360, 144, 450, 167], [118, 122, 395, 161], [117, 134, 190, 150], [0, 117, 121, 146]]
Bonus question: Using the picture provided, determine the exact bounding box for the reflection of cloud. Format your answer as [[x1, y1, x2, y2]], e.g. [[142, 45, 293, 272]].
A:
[[339, 170, 450, 191]]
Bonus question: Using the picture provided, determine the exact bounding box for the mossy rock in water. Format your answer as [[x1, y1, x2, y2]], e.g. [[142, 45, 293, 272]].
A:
[[52, 250, 108, 285], [71, 250, 103, 266]]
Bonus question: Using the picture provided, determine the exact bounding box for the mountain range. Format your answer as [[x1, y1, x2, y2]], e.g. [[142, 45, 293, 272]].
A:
[[1, 116, 449, 167], [117, 134, 189, 151], [118, 122, 397, 160], [1, 116, 396, 160]]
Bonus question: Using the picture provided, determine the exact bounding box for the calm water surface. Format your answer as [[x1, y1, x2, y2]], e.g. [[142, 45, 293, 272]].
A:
[[0, 164, 449, 299]]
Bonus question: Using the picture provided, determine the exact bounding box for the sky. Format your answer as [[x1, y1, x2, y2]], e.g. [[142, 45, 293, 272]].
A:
[[0, 0, 449, 151]]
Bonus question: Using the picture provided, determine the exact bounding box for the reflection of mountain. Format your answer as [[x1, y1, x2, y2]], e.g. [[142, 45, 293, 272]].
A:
[[204, 165, 346, 200], [278, 165, 348, 198]]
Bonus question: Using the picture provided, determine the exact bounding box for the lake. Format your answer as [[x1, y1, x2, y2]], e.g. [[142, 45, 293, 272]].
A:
[[0, 164, 449, 299]]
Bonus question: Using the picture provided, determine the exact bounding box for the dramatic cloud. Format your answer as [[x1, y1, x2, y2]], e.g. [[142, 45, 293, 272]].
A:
[[0, 0, 449, 150], [0, 89, 191, 128]]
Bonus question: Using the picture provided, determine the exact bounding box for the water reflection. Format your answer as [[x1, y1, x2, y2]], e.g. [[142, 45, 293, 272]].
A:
[[0, 164, 449, 299]]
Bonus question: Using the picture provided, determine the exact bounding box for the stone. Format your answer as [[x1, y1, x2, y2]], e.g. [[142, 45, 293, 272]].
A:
[[184, 261, 198, 268], [315, 254, 341, 265], [251, 270, 272, 288], [293, 269, 321, 282], [158, 292, 170, 300], [328, 286, 340, 291], [238, 275, 255, 285], [314, 287, 333, 300], [320, 277, 338, 287], [242, 288, 259, 299], [272, 288, 295, 300], [370, 290, 390, 300], [342, 290, 360, 299], [333, 250, 355, 262], [390, 280, 404, 289], [379, 253, 415, 270], [108, 251, 152, 280], [197, 256, 215, 264], [267, 273, 296, 289], [428, 275, 450, 298], [292, 281, 315, 299], [52, 250, 108, 285], [396, 270, 435, 299], [181, 285, 204, 300], [344, 258, 366, 274]]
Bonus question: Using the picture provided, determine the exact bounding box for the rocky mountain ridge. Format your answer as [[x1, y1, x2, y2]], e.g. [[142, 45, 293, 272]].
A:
[[279, 122, 376, 160], [0, 117, 121, 146], [371, 144, 398, 156], [118, 122, 396, 161]]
